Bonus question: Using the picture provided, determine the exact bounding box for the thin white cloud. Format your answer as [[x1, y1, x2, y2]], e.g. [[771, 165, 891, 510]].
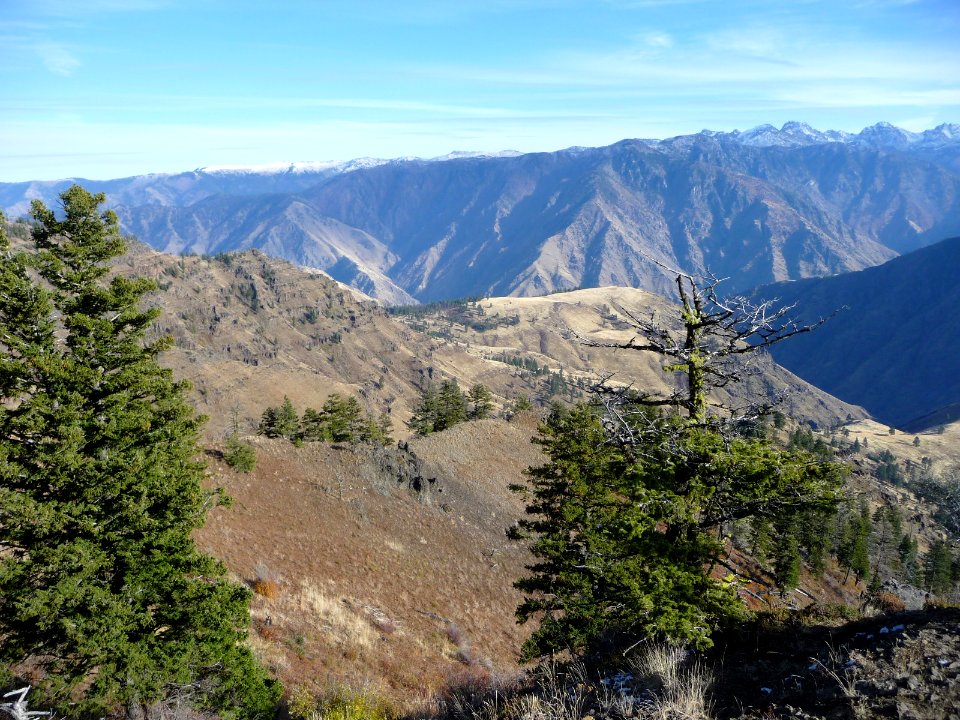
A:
[[775, 86, 960, 109], [641, 31, 674, 49], [36, 41, 79, 76]]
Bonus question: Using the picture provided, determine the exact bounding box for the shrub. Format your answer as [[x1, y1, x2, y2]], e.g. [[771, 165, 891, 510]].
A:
[[872, 591, 907, 613], [252, 563, 281, 599], [287, 686, 393, 720], [224, 432, 257, 472]]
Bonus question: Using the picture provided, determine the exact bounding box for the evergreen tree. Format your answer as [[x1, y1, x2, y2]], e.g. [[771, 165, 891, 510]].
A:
[[408, 379, 468, 434], [467, 383, 494, 420], [224, 432, 258, 473], [924, 540, 955, 596], [838, 501, 872, 583], [257, 396, 298, 439], [257, 405, 282, 437], [275, 395, 300, 439], [773, 519, 801, 594], [508, 393, 534, 417], [0, 190, 278, 718], [514, 398, 843, 656], [299, 406, 327, 441], [294, 395, 389, 445], [321, 393, 363, 442], [408, 382, 440, 435], [749, 516, 774, 565], [436, 378, 467, 431], [369, 412, 394, 445], [796, 506, 833, 575], [512, 269, 844, 658], [898, 534, 920, 584]]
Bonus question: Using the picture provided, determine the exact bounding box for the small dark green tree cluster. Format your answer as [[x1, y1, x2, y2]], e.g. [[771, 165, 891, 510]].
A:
[[747, 503, 833, 592], [0, 189, 278, 718], [259, 393, 392, 445], [408, 380, 494, 434], [258, 395, 300, 439], [513, 401, 844, 658], [837, 500, 873, 583], [512, 271, 846, 659], [924, 540, 960, 596], [224, 432, 258, 472]]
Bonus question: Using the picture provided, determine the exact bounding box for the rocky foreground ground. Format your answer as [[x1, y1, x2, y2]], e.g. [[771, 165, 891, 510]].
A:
[[709, 607, 960, 719]]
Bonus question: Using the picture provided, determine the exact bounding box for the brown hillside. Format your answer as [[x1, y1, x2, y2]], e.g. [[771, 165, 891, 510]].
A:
[[397, 286, 866, 428], [114, 244, 864, 440], [197, 414, 543, 709]]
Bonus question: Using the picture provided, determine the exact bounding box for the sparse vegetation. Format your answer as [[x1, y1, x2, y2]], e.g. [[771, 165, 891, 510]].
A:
[[259, 393, 392, 445], [225, 432, 258, 472]]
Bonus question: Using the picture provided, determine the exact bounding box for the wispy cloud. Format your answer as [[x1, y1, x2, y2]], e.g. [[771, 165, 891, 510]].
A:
[[775, 86, 960, 109], [640, 31, 674, 49], [36, 41, 79, 75]]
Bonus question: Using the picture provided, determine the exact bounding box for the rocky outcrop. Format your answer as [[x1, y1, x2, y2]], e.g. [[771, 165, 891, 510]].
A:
[[714, 608, 960, 719]]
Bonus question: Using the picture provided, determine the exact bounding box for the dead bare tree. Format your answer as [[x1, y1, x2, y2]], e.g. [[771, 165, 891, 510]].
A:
[[574, 262, 828, 441], [1, 687, 51, 720]]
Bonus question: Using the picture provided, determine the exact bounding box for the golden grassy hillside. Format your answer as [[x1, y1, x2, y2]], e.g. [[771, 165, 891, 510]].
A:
[[197, 414, 543, 711]]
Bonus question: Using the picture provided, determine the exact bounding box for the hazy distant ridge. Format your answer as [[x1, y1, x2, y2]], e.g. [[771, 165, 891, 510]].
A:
[[3, 122, 959, 304]]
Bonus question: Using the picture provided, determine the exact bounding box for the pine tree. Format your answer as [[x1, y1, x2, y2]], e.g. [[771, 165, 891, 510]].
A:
[[366, 411, 394, 445], [258, 405, 280, 437], [300, 406, 327, 441], [467, 383, 493, 420], [749, 516, 774, 565], [436, 378, 467, 431], [512, 269, 845, 658], [509, 393, 534, 417], [0, 190, 278, 718], [796, 506, 833, 575], [924, 541, 955, 596], [275, 395, 300, 439], [408, 382, 440, 435], [838, 501, 872, 583], [773, 519, 801, 595], [321, 393, 362, 442], [898, 534, 920, 584]]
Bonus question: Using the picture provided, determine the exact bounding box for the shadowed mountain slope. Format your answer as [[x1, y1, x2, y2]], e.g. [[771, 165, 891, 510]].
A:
[[752, 236, 960, 430]]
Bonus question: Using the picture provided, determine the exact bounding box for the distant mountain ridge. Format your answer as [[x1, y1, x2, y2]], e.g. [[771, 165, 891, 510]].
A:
[[752, 235, 960, 430], [3, 122, 959, 304]]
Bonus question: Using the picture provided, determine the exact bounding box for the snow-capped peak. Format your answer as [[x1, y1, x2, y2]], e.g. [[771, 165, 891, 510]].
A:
[[197, 158, 393, 175], [427, 149, 523, 162]]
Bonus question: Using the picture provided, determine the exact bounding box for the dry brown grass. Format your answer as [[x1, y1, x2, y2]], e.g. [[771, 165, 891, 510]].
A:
[[196, 420, 543, 712], [632, 643, 714, 720], [252, 579, 281, 599], [125, 246, 863, 445], [845, 418, 960, 474]]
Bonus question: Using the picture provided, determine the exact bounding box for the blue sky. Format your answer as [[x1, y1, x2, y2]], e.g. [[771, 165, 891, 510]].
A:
[[2, 0, 958, 181]]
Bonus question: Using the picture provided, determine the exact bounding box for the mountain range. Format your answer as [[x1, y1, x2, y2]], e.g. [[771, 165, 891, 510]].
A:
[[3, 122, 959, 305]]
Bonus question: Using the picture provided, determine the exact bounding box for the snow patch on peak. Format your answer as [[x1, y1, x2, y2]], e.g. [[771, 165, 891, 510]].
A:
[[731, 122, 851, 147], [427, 149, 524, 162], [197, 158, 392, 175]]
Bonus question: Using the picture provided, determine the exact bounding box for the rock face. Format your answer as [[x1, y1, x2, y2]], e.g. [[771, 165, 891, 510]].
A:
[[712, 608, 960, 720], [4, 123, 959, 304]]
